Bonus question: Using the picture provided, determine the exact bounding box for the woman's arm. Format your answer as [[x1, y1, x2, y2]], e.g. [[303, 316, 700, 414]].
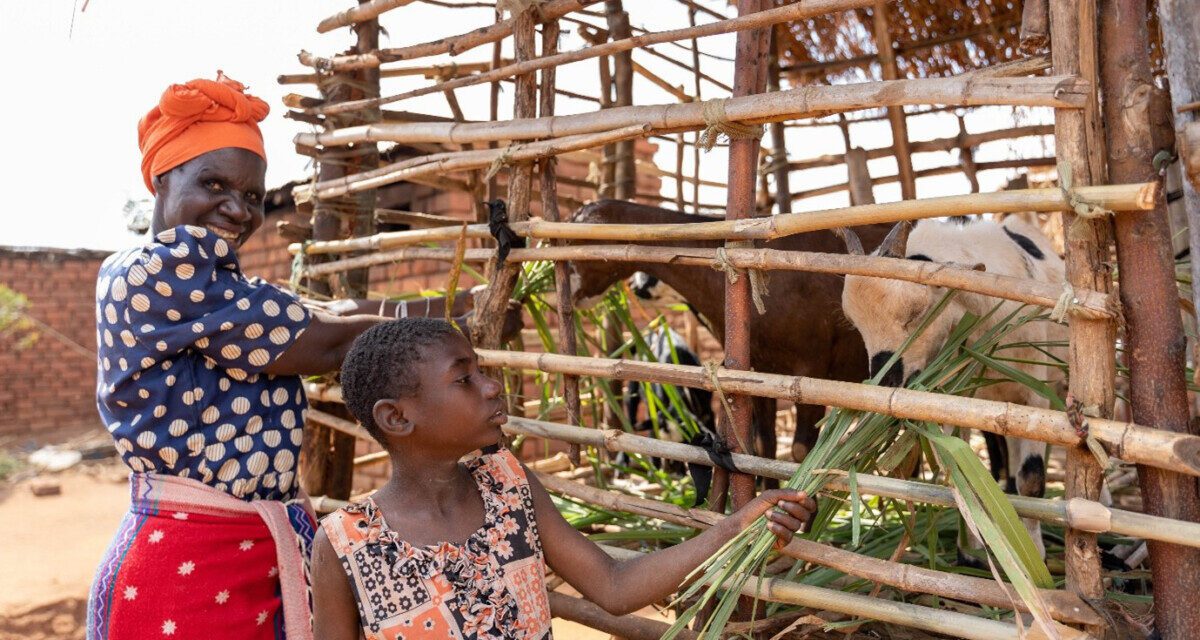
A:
[[311, 527, 363, 640], [527, 473, 815, 616], [264, 313, 384, 376]]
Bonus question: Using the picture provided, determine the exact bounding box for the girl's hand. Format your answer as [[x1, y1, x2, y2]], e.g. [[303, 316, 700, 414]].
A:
[[731, 489, 818, 548]]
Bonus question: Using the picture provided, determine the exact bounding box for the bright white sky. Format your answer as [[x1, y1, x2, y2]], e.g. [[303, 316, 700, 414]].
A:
[[0, 1, 1053, 252]]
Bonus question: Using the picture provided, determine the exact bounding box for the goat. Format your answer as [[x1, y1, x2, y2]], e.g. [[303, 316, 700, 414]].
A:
[[567, 199, 894, 464], [619, 326, 719, 504], [839, 217, 1067, 558]]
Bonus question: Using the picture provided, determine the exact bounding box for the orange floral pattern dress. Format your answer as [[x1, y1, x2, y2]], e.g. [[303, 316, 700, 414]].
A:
[[322, 447, 552, 640]]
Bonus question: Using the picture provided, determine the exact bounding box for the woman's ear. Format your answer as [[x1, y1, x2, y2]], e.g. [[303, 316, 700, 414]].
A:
[[373, 398, 414, 437]]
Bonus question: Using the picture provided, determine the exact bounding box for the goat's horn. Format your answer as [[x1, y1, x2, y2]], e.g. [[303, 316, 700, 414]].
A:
[[834, 227, 864, 255], [877, 221, 913, 258]]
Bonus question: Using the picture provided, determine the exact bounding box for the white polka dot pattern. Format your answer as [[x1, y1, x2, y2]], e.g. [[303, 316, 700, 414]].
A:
[[95, 225, 312, 502]]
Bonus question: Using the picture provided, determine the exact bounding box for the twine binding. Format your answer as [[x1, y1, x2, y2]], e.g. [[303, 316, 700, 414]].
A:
[[698, 99, 763, 152], [711, 246, 769, 314]]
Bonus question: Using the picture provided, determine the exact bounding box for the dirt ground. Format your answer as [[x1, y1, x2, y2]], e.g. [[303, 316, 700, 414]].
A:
[[0, 457, 637, 640]]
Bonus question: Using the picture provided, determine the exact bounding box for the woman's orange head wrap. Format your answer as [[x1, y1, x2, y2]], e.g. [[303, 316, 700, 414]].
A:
[[137, 71, 270, 194]]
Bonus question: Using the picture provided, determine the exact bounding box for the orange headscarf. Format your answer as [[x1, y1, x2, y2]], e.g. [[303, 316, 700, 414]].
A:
[[137, 71, 269, 194]]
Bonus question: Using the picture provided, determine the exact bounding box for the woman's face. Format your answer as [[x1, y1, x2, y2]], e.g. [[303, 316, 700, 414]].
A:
[[151, 147, 267, 248]]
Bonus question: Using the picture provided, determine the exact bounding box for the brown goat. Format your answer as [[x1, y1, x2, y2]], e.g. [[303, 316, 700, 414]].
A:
[[567, 199, 893, 463]]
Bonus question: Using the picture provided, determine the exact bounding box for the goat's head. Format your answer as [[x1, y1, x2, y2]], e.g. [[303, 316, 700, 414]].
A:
[[566, 200, 645, 308], [838, 221, 956, 387]]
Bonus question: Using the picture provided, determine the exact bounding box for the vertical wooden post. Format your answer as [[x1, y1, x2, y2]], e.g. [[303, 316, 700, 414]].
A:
[[1049, 3, 1113, 635], [539, 17, 584, 464], [605, 0, 635, 200], [470, 5, 537, 352], [487, 9, 503, 204], [872, 1, 916, 200], [767, 27, 792, 215], [1100, 2, 1200, 637], [956, 114, 980, 193], [715, 0, 769, 516], [1155, 0, 1200, 327], [301, 3, 381, 501], [845, 147, 875, 206]]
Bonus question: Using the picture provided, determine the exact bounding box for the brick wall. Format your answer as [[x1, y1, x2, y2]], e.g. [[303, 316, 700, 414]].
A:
[[0, 247, 111, 441]]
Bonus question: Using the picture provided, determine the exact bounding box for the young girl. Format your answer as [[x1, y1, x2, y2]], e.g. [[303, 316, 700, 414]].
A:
[[312, 318, 817, 639]]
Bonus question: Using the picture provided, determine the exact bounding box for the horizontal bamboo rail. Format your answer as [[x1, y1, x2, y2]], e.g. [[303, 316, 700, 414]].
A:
[[504, 416, 1200, 549], [483, 353, 1200, 477], [292, 241, 1114, 318], [295, 76, 1089, 147], [536, 472, 1103, 626], [788, 124, 1056, 172], [791, 157, 1058, 201], [305, 0, 605, 71], [290, 184, 1153, 255], [295, 124, 650, 201], [595, 545, 1075, 640], [307, 0, 880, 115], [279, 59, 507, 85], [316, 0, 415, 33]]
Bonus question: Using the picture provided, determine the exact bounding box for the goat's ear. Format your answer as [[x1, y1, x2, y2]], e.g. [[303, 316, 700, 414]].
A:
[[875, 221, 913, 258], [945, 261, 987, 272], [834, 227, 865, 255]]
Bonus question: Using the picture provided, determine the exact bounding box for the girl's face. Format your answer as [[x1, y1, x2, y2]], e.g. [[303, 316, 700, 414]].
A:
[[151, 147, 266, 248], [404, 333, 507, 455]]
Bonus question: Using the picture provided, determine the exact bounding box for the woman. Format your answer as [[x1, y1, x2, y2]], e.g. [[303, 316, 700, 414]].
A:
[[85, 72, 494, 640]]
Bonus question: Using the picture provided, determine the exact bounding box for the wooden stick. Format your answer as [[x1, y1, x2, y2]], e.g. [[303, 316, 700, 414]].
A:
[[791, 157, 1058, 201], [307, 407, 372, 441], [547, 592, 696, 640], [308, 0, 880, 115], [594, 545, 1068, 640], [788, 124, 1055, 172], [295, 123, 650, 201], [308, 0, 605, 70], [297, 75, 1088, 146], [316, 0, 416, 33], [279, 60, 506, 85], [536, 472, 1102, 626], [504, 416, 1200, 549], [481, 352, 1200, 477], [289, 184, 1154, 256], [871, 1, 916, 200]]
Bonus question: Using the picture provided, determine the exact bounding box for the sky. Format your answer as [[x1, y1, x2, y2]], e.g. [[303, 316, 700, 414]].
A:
[[0, 1, 1053, 252]]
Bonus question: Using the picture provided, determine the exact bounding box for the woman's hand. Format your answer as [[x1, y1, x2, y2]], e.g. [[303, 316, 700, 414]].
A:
[[730, 489, 818, 548]]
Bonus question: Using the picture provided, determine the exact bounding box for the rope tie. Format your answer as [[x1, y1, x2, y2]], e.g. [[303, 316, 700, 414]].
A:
[[484, 143, 518, 181], [601, 428, 622, 452], [1049, 283, 1075, 324], [710, 245, 769, 314], [703, 361, 752, 463], [757, 151, 788, 177], [698, 98, 763, 152], [1058, 162, 1113, 220], [585, 160, 603, 188], [1066, 393, 1112, 471]]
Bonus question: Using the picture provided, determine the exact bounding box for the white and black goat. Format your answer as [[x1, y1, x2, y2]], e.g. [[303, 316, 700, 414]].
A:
[[839, 217, 1068, 558]]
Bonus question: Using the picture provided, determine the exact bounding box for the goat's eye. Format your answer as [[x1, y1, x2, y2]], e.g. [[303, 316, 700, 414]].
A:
[[205, 180, 222, 191]]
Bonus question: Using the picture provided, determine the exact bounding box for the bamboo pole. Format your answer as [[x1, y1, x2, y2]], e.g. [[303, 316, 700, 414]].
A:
[[871, 1, 916, 200], [787, 124, 1055, 172], [289, 184, 1151, 255], [316, 0, 415, 33], [480, 352, 1200, 476], [791, 157, 1058, 201], [593, 544, 1079, 640], [546, 592, 697, 640], [1101, 1, 1200, 635], [1050, 2, 1113, 632], [767, 30, 792, 214], [279, 60, 505, 85], [297, 75, 1088, 147], [503, 416, 1200, 549], [688, 5, 703, 214], [298, 243, 1116, 320], [845, 146, 875, 205], [307, 0, 605, 70], [295, 123, 650, 201], [536, 471, 1102, 626], [307, 0, 878, 116]]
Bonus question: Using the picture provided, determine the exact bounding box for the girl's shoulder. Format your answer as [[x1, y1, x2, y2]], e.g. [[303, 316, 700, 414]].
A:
[[320, 499, 383, 557]]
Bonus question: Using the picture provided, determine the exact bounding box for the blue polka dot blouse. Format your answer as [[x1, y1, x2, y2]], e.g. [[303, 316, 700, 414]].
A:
[[95, 225, 312, 501]]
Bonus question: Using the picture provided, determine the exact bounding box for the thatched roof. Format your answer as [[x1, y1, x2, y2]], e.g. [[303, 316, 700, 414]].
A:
[[776, 0, 1164, 86]]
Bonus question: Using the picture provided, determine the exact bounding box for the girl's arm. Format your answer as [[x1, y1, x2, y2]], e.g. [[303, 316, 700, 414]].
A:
[[311, 527, 365, 640], [527, 472, 815, 616]]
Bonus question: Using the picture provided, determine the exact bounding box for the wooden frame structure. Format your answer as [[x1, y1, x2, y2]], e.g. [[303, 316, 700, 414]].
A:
[[282, 1, 1198, 637]]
